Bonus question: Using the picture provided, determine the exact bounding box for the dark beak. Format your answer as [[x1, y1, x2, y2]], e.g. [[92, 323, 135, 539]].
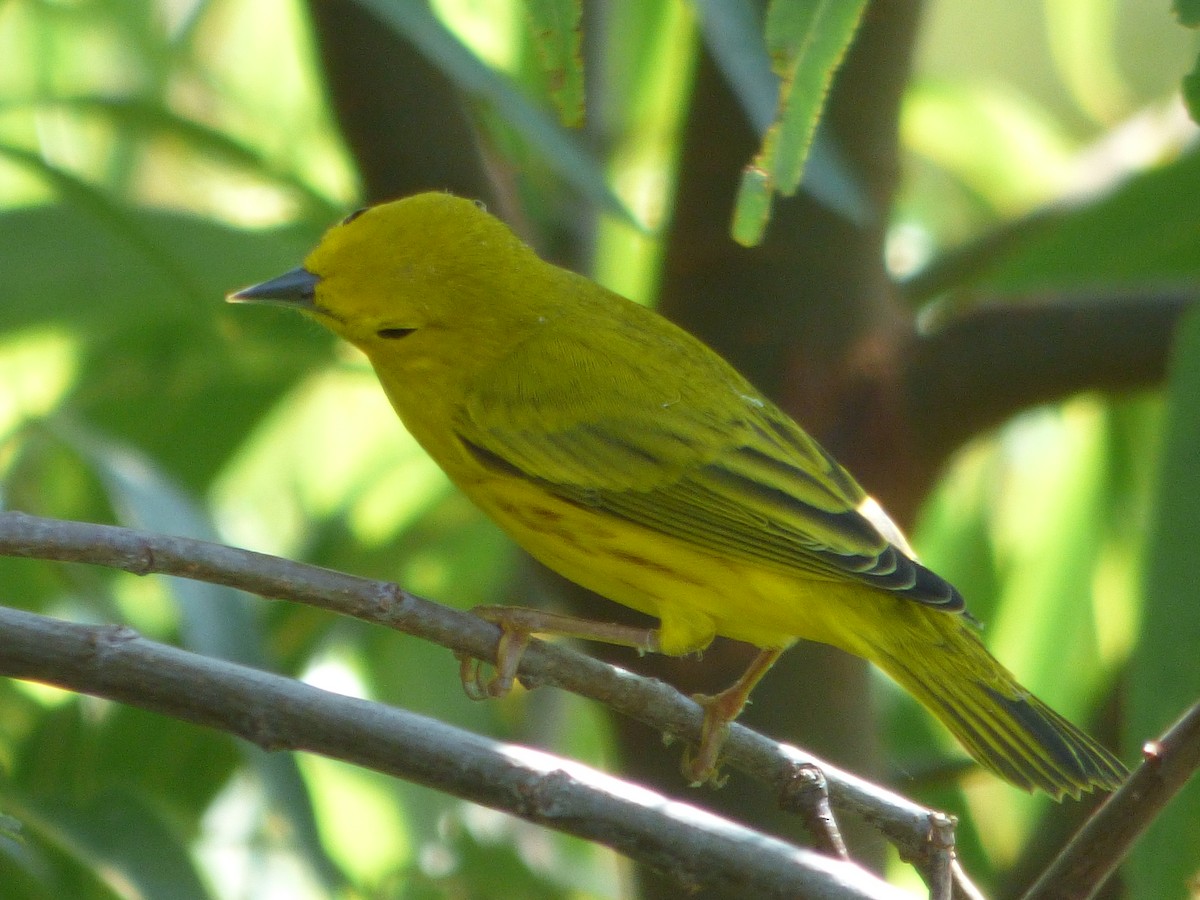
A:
[[227, 267, 320, 307]]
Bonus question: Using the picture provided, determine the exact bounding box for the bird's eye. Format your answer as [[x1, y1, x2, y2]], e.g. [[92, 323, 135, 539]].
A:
[[376, 327, 416, 340], [341, 207, 367, 225]]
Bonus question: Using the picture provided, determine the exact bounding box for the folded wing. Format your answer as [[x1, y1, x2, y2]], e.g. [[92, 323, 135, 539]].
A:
[[458, 315, 962, 610]]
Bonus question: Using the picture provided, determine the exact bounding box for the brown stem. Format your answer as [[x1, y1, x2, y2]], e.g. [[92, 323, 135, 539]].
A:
[[1021, 700, 1200, 900], [906, 291, 1196, 468], [305, 0, 495, 205]]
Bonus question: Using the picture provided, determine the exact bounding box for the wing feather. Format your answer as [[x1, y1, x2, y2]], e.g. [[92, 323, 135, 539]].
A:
[[459, 316, 962, 610]]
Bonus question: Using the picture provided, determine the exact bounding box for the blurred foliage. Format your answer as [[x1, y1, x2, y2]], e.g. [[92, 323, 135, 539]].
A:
[[1127, 308, 1200, 899], [0, 0, 1197, 898], [1178, 0, 1200, 121]]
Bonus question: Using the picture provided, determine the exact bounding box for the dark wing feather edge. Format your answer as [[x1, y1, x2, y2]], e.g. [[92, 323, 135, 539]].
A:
[[459, 432, 963, 611]]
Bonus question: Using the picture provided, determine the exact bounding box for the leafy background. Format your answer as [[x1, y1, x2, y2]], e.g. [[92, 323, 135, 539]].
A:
[[0, 0, 1198, 898]]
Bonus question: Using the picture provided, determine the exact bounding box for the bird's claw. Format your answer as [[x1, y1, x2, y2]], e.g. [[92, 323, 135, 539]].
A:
[[457, 653, 494, 700], [680, 692, 734, 787], [681, 743, 730, 788], [457, 615, 534, 702]]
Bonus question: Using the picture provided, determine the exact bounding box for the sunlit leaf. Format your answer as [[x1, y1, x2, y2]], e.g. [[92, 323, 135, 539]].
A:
[[586, 0, 697, 306], [9, 96, 344, 218], [1043, 0, 1131, 123], [211, 365, 448, 557], [901, 80, 1075, 216]]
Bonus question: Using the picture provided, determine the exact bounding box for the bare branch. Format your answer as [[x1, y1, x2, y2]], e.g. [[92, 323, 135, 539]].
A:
[[0, 511, 949, 867], [0, 603, 908, 899], [779, 763, 850, 860], [951, 860, 988, 900], [1022, 700, 1200, 900], [909, 812, 955, 900]]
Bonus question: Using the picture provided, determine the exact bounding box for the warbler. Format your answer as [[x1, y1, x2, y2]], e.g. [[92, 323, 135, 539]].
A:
[[231, 192, 1126, 797]]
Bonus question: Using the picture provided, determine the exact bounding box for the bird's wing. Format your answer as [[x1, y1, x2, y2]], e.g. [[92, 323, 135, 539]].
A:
[[457, 318, 961, 609]]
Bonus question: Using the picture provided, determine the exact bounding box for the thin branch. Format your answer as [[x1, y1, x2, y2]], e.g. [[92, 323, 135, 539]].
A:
[[909, 812, 955, 900], [779, 762, 850, 860], [0, 511, 948, 866], [0, 603, 908, 900], [951, 860, 988, 900], [1022, 699, 1200, 900]]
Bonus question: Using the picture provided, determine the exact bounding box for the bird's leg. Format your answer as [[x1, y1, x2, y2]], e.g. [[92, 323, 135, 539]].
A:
[[459, 605, 661, 700], [683, 646, 785, 786]]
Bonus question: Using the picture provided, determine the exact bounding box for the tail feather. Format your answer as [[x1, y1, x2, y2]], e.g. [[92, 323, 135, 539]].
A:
[[870, 621, 1126, 799]]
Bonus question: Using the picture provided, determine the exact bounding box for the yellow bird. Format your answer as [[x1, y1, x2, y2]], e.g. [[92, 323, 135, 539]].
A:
[[231, 192, 1126, 798]]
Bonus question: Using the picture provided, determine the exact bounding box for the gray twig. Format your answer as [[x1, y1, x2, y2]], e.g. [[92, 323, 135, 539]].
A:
[[0, 511, 955, 883], [779, 762, 849, 859], [0, 602, 909, 899]]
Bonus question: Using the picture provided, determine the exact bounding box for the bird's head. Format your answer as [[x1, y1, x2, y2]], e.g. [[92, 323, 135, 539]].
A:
[[229, 192, 548, 370]]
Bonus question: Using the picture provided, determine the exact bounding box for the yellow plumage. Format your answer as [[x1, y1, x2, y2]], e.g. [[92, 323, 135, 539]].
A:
[[231, 192, 1126, 798]]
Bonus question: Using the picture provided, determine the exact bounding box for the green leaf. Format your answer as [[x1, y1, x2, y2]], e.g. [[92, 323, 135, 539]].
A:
[[760, 0, 868, 194], [1176, 0, 1200, 123], [1176, 0, 1200, 27], [0, 197, 320, 331], [731, 0, 869, 244], [1127, 308, 1200, 898], [6, 699, 236, 843], [699, 0, 870, 227], [349, 0, 634, 225], [524, 0, 585, 128], [0, 145, 203, 302], [730, 165, 773, 247], [1183, 55, 1200, 125], [911, 149, 1200, 297], [0, 202, 327, 488], [4, 783, 211, 900], [8, 96, 344, 218]]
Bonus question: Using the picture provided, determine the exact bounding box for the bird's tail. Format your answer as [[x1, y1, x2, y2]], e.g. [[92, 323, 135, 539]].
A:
[[866, 614, 1126, 799]]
